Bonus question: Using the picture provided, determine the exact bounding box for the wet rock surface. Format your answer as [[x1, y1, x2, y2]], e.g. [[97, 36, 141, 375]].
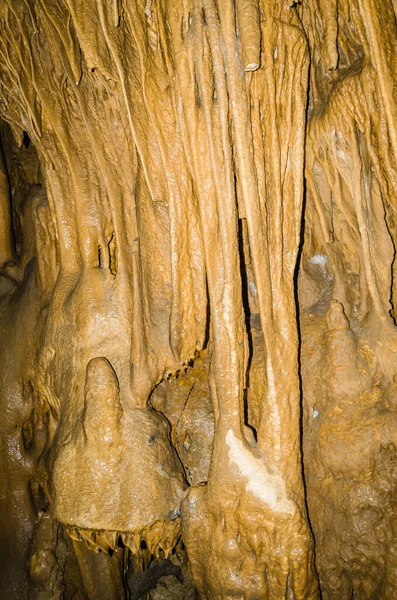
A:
[[1, 1, 397, 599]]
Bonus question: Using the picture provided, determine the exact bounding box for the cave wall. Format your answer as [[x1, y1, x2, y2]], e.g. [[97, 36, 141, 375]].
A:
[[0, 1, 397, 599]]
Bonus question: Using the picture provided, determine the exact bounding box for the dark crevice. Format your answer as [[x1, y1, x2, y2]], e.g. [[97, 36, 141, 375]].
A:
[[296, 166, 321, 594], [22, 130, 31, 149], [108, 233, 118, 277], [237, 217, 256, 440], [203, 277, 211, 350], [127, 557, 183, 600]]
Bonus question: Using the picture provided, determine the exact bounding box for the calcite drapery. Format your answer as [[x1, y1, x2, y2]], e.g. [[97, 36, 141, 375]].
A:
[[0, 1, 397, 599]]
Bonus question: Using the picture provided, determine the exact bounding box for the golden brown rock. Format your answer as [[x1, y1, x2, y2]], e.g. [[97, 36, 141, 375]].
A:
[[0, 0, 396, 599]]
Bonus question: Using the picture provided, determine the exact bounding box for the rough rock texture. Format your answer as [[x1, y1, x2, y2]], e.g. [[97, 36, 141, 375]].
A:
[[0, 1, 397, 599]]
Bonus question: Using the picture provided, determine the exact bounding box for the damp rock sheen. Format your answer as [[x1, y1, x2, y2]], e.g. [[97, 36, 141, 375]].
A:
[[0, 1, 396, 599]]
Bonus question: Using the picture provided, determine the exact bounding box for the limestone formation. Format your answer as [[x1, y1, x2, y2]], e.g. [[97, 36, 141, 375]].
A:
[[0, 1, 396, 599]]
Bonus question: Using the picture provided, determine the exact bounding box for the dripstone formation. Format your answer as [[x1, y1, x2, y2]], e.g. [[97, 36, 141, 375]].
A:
[[0, 1, 396, 598]]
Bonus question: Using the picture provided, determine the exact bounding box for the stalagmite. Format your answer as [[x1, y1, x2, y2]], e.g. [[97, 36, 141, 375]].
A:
[[0, 1, 397, 599]]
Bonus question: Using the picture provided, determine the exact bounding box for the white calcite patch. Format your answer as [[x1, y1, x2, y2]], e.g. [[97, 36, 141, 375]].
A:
[[226, 430, 294, 515], [309, 254, 328, 266]]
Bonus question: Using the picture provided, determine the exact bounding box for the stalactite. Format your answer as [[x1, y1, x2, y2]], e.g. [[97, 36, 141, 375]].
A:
[[1, 1, 397, 599]]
